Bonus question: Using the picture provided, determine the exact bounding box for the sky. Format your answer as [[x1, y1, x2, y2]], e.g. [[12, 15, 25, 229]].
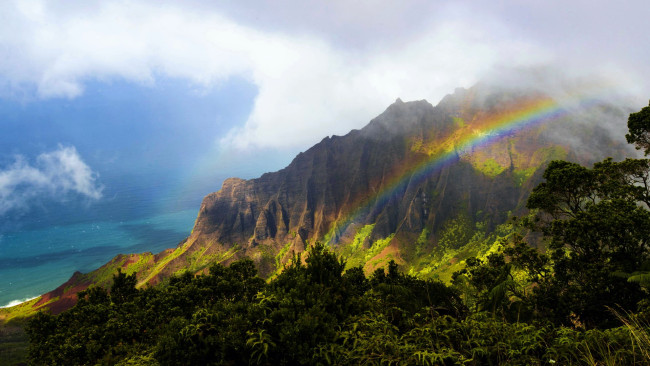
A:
[[1, 0, 649, 220]]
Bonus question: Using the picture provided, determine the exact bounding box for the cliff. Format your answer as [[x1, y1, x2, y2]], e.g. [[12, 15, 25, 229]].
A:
[[4, 83, 633, 317]]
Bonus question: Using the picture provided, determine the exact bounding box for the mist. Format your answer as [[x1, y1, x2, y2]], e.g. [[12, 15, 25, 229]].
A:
[[462, 66, 641, 162]]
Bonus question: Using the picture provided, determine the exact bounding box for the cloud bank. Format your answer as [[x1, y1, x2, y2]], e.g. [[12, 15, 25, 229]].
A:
[[1, 0, 648, 150], [0, 146, 103, 215]]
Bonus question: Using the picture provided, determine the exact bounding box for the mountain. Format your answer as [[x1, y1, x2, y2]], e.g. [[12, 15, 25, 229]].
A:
[[1, 83, 633, 318]]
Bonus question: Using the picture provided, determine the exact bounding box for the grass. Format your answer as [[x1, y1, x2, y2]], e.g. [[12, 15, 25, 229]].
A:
[[141, 242, 190, 284], [274, 242, 292, 270], [415, 227, 430, 256], [611, 307, 650, 364], [333, 225, 394, 273], [513, 167, 537, 186], [407, 218, 517, 283], [361, 234, 395, 272], [338, 224, 375, 269], [0, 298, 49, 325], [475, 157, 506, 177]]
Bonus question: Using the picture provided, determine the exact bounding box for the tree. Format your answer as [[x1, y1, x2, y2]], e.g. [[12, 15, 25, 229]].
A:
[[626, 100, 650, 155], [110, 269, 138, 305], [523, 103, 650, 328], [251, 243, 351, 365]]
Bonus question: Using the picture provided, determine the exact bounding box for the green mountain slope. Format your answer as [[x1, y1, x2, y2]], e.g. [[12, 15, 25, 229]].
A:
[[1, 83, 633, 320]]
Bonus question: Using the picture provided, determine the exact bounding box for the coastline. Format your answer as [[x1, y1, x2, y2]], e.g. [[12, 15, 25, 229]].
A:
[[0, 297, 39, 310]]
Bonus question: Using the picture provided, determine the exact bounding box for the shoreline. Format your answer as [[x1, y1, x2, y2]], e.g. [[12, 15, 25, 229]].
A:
[[0, 297, 39, 309]]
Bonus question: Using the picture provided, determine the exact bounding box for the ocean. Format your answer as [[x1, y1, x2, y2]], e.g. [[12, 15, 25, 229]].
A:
[[0, 176, 212, 308], [0, 77, 293, 309]]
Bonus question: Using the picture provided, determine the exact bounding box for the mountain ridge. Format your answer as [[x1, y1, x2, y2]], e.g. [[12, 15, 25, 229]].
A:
[[0, 83, 634, 319]]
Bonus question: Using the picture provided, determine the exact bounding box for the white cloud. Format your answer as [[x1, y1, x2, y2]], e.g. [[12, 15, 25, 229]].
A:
[[0, 0, 648, 150], [0, 146, 103, 214]]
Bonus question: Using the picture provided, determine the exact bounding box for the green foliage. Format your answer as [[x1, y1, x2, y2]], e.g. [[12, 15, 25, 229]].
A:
[[341, 230, 394, 271], [339, 224, 375, 269], [476, 157, 506, 177], [452, 235, 549, 322], [416, 227, 430, 248], [513, 166, 537, 186], [26, 258, 265, 366], [25, 243, 650, 365], [365, 234, 395, 267], [274, 242, 292, 270], [626, 101, 650, 155], [315, 310, 645, 366], [438, 212, 475, 250], [612, 308, 650, 363], [110, 269, 138, 304], [526, 156, 650, 328], [409, 214, 505, 283]]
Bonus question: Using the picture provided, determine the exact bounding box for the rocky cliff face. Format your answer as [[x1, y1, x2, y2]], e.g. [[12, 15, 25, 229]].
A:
[[156, 99, 444, 276], [165, 85, 632, 277], [195, 99, 438, 244]]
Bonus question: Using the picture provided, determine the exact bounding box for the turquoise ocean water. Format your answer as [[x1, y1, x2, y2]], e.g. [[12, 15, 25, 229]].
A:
[[0, 172, 217, 308], [0, 209, 197, 308]]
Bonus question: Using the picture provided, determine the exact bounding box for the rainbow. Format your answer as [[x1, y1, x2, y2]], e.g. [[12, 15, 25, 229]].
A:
[[325, 93, 606, 243]]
